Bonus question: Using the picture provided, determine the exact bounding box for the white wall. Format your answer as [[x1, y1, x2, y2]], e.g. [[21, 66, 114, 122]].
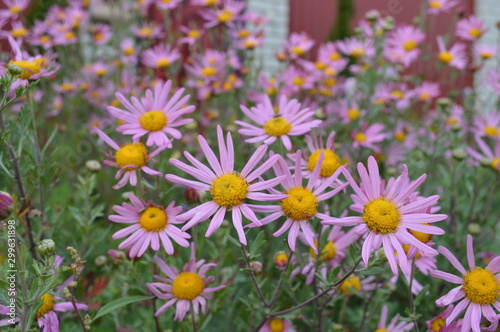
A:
[[474, 0, 499, 110], [247, 0, 289, 73]]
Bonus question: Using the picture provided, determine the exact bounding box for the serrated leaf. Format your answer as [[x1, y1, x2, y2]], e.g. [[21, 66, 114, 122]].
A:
[[93, 295, 154, 321]]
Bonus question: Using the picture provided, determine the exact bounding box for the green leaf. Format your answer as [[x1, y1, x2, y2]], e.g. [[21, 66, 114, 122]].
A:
[[93, 295, 154, 321]]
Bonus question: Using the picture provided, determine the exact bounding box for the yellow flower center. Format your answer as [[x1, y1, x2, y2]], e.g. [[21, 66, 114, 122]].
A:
[[462, 268, 500, 305], [269, 318, 285, 332], [210, 174, 248, 207], [201, 67, 217, 77], [217, 10, 233, 23], [8, 60, 41, 80], [323, 78, 336, 87], [420, 92, 431, 100], [123, 47, 134, 56], [339, 275, 361, 294], [60, 83, 74, 91], [172, 272, 204, 300], [484, 126, 499, 137], [188, 30, 200, 38], [311, 241, 337, 261], [469, 28, 482, 38], [263, 117, 292, 137], [39, 35, 50, 44], [390, 90, 404, 99], [36, 294, 55, 319], [491, 157, 500, 170], [363, 198, 400, 234], [156, 58, 171, 69], [139, 111, 167, 132], [347, 108, 361, 121], [403, 40, 417, 51], [115, 143, 148, 170], [375, 329, 389, 332], [65, 31, 76, 40], [291, 46, 305, 55], [330, 52, 341, 61], [315, 61, 327, 70], [429, 1, 442, 9], [243, 39, 258, 49], [402, 244, 422, 259], [274, 252, 288, 266], [447, 116, 458, 125], [480, 51, 493, 59], [408, 224, 433, 242], [10, 5, 22, 14], [430, 318, 446, 331], [394, 131, 406, 142], [238, 29, 251, 38], [439, 51, 454, 63], [139, 207, 167, 231], [307, 149, 341, 178], [206, 0, 218, 4], [280, 187, 318, 221], [355, 132, 367, 142], [292, 77, 304, 86], [11, 28, 27, 38], [94, 32, 104, 41], [351, 48, 365, 58], [140, 27, 153, 36]]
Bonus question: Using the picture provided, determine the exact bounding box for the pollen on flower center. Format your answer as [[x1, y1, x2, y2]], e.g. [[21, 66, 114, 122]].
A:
[[429, 1, 442, 9], [430, 317, 446, 331], [311, 240, 337, 261], [263, 117, 292, 137], [139, 207, 167, 232], [10, 5, 22, 14], [9, 60, 41, 80], [469, 28, 482, 38], [351, 48, 365, 57], [363, 198, 400, 234], [462, 267, 500, 305], [139, 111, 167, 132], [347, 108, 360, 121], [140, 27, 153, 36], [115, 143, 148, 170], [201, 67, 217, 77], [403, 40, 417, 51], [269, 318, 285, 332], [355, 132, 367, 142], [439, 51, 454, 63], [339, 275, 361, 294], [280, 186, 318, 221], [484, 125, 499, 137], [491, 157, 500, 170], [156, 58, 171, 68], [217, 9, 233, 23], [172, 272, 204, 300], [210, 174, 248, 207], [307, 149, 341, 177], [36, 293, 55, 319], [291, 46, 305, 55]]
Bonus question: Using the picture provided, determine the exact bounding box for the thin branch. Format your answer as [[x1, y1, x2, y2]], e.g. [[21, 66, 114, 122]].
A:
[[240, 244, 267, 306], [408, 258, 420, 332]]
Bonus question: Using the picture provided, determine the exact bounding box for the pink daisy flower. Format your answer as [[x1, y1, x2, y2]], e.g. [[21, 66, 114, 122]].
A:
[[284, 31, 315, 59], [385, 25, 425, 67], [107, 80, 194, 148], [336, 37, 375, 59], [456, 16, 488, 41], [251, 151, 347, 253], [426, 305, 455, 332], [352, 123, 387, 152], [466, 136, 500, 171], [472, 111, 500, 139], [120, 38, 137, 64], [259, 318, 296, 332], [165, 126, 286, 245], [132, 23, 164, 39], [146, 245, 226, 321], [200, 1, 245, 28], [377, 305, 413, 331], [475, 45, 496, 61], [414, 81, 441, 102], [437, 36, 467, 70], [322, 156, 447, 275], [109, 194, 190, 257], [141, 43, 180, 70], [236, 95, 322, 151], [91, 23, 112, 45], [178, 26, 204, 45], [0, 0, 30, 19], [93, 127, 164, 189], [154, 0, 182, 11], [427, 0, 459, 15], [430, 235, 500, 332]]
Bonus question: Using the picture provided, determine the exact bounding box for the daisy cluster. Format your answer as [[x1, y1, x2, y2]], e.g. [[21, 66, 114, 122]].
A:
[[0, 0, 499, 331]]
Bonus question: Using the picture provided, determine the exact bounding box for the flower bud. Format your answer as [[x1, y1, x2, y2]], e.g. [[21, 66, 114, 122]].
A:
[[452, 148, 467, 161], [274, 251, 288, 268], [467, 223, 481, 235], [184, 187, 200, 203], [121, 191, 134, 201], [249, 261, 263, 275], [436, 97, 452, 108], [479, 157, 492, 168], [365, 10, 380, 22], [94, 255, 107, 267], [37, 239, 56, 256], [85, 160, 102, 172], [0, 191, 14, 219], [7, 63, 22, 76]]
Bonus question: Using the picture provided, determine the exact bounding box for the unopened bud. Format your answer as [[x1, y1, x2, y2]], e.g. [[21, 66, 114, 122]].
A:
[[85, 160, 101, 172], [7, 63, 22, 76], [121, 191, 134, 201], [467, 223, 481, 235], [184, 187, 200, 203], [95, 255, 107, 267], [249, 261, 263, 275], [452, 148, 467, 161], [365, 10, 380, 22], [37, 239, 56, 256], [0, 191, 14, 219], [436, 97, 452, 108], [274, 251, 288, 268], [479, 157, 492, 168]]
